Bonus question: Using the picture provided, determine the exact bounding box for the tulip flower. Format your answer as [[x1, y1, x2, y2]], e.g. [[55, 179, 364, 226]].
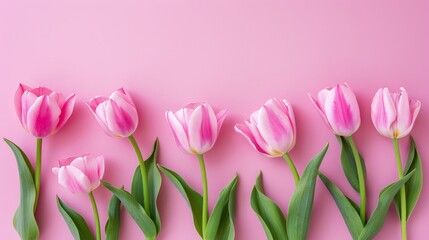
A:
[[14, 83, 75, 210], [165, 102, 228, 238], [15, 83, 76, 138], [309, 83, 360, 137], [88, 88, 154, 221], [371, 87, 421, 240], [166, 102, 228, 155], [235, 98, 299, 184], [371, 87, 421, 139], [309, 83, 366, 223], [87, 88, 138, 138], [53, 155, 104, 240]]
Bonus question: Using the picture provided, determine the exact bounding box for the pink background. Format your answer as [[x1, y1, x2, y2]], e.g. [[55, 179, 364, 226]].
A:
[[1, 1, 428, 239]]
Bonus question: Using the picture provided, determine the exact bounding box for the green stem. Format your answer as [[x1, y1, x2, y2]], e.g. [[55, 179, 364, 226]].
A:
[[198, 154, 209, 239], [346, 136, 366, 224], [89, 191, 101, 240], [393, 138, 407, 240], [282, 153, 300, 186], [128, 135, 151, 217], [34, 138, 43, 210]]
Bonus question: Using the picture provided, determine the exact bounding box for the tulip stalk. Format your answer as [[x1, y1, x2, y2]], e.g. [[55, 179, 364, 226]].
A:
[[393, 138, 407, 240], [89, 191, 101, 240], [346, 136, 366, 224], [34, 138, 43, 209], [128, 135, 151, 217], [197, 154, 209, 239], [282, 153, 300, 185]]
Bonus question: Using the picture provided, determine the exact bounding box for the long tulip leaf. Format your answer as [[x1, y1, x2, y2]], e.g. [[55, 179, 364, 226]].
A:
[[337, 136, 366, 193], [158, 165, 204, 237], [131, 139, 162, 234], [102, 181, 157, 239], [56, 196, 94, 240], [105, 188, 122, 240], [358, 170, 415, 240], [394, 137, 422, 220], [250, 172, 288, 240], [205, 175, 238, 240], [287, 143, 329, 240], [319, 173, 363, 240], [5, 138, 39, 240]]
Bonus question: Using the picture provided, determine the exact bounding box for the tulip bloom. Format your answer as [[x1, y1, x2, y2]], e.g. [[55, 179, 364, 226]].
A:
[[166, 102, 228, 155], [53, 155, 105, 194], [88, 88, 138, 138], [235, 98, 296, 158], [371, 87, 421, 139], [53, 155, 104, 240], [15, 84, 76, 138], [309, 83, 360, 137]]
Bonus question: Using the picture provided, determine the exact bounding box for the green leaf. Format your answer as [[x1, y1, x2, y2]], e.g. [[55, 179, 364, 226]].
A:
[[337, 136, 366, 192], [205, 175, 238, 240], [56, 196, 95, 240], [105, 188, 122, 240], [394, 137, 423, 221], [250, 172, 288, 240], [319, 173, 363, 240], [131, 139, 162, 234], [358, 170, 415, 240], [158, 165, 204, 237], [102, 181, 157, 239], [287, 143, 329, 240], [4, 138, 39, 240]]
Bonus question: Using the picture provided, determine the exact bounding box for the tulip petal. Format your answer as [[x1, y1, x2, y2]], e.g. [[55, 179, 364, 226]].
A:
[[216, 109, 228, 135], [30, 87, 52, 97], [397, 98, 421, 139], [20, 91, 38, 130], [88, 96, 109, 113], [371, 88, 397, 138], [247, 120, 279, 157], [93, 102, 115, 137], [395, 88, 412, 136], [166, 111, 191, 153], [26, 95, 61, 137], [324, 85, 360, 136], [56, 94, 75, 131], [70, 155, 104, 189], [105, 99, 138, 137], [115, 88, 136, 106], [234, 124, 269, 155], [188, 104, 217, 154], [57, 166, 91, 194], [15, 84, 32, 124], [309, 92, 333, 132]]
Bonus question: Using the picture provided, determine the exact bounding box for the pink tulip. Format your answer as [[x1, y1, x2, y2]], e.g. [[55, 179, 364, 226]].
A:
[[52, 155, 105, 194], [88, 88, 139, 138], [309, 83, 361, 137], [15, 84, 75, 138], [166, 102, 228, 155], [371, 87, 421, 139], [235, 98, 296, 157]]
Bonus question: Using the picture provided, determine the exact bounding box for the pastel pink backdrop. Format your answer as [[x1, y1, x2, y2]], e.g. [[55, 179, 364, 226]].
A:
[[1, 1, 428, 239]]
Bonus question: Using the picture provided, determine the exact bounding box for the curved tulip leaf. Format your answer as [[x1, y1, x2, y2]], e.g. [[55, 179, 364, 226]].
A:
[[105, 188, 122, 240], [319, 173, 363, 240], [56, 196, 94, 240], [131, 139, 162, 234], [158, 165, 203, 237], [337, 136, 366, 193], [250, 172, 288, 240], [102, 181, 157, 239], [358, 170, 415, 240], [4, 138, 39, 240], [287, 143, 329, 240], [394, 137, 422, 221], [205, 175, 238, 240]]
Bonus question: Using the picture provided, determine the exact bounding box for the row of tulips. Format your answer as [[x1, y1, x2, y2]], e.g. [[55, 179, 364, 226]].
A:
[[6, 83, 421, 240]]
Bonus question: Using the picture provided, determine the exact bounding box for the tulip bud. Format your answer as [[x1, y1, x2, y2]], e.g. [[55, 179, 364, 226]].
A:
[[52, 155, 105, 194], [166, 102, 228, 155], [309, 83, 361, 137], [15, 84, 75, 138], [88, 88, 139, 138], [235, 98, 296, 157], [371, 87, 421, 139]]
